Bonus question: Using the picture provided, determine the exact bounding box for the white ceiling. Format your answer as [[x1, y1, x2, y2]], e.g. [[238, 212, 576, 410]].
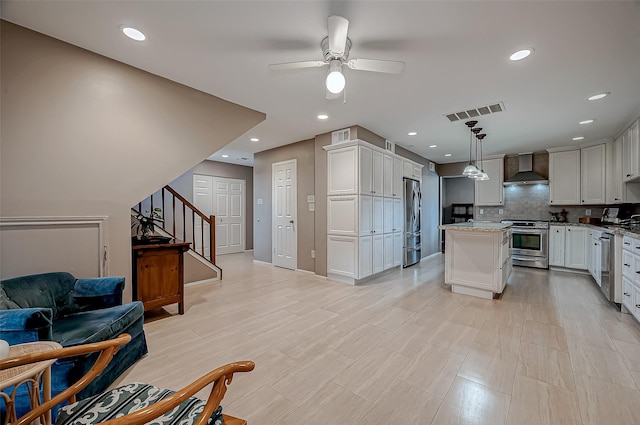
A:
[[3, 1, 640, 166]]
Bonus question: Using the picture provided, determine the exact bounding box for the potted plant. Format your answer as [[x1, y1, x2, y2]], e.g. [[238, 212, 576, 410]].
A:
[[131, 208, 171, 244]]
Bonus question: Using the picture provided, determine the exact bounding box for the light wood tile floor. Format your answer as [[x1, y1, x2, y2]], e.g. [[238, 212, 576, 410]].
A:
[[115, 252, 640, 425]]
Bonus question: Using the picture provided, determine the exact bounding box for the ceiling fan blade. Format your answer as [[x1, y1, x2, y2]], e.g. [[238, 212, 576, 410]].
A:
[[347, 58, 405, 74], [328, 15, 349, 56], [268, 60, 327, 71]]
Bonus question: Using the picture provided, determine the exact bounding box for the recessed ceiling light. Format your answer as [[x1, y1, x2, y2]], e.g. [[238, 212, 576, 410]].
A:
[[429, 144, 437, 148], [122, 27, 146, 41], [509, 48, 533, 61], [250, 138, 259, 142], [221, 154, 229, 158], [444, 153, 452, 157], [573, 136, 584, 141], [408, 132, 418, 136], [317, 114, 329, 120], [579, 119, 595, 125], [587, 92, 610, 101]]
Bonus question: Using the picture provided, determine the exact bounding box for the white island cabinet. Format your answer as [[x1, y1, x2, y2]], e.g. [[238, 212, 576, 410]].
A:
[[440, 222, 512, 299]]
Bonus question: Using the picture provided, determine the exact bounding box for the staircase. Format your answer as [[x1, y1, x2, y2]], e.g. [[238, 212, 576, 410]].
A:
[[134, 185, 222, 279]]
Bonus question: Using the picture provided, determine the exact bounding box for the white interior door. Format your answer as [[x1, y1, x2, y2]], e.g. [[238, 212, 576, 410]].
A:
[[213, 177, 245, 255], [193, 175, 213, 257], [273, 160, 297, 270], [194, 174, 245, 256]]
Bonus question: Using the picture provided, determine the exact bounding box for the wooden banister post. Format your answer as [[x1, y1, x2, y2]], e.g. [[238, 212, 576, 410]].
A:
[[210, 215, 216, 263]]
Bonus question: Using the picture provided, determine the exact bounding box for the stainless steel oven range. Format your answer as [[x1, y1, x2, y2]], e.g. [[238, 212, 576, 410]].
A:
[[500, 220, 549, 269]]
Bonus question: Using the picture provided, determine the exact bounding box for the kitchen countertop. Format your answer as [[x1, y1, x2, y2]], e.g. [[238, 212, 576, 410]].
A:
[[439, 222, 511, 232], [549, 222, 640, 238]]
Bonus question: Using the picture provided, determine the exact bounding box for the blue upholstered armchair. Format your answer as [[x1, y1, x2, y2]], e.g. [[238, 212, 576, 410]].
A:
[[0, 272, 148, 418]]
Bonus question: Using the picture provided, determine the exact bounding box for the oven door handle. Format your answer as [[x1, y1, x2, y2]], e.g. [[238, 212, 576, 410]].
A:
[[511, 229, 547, 234], [512, 256, 545, 262]]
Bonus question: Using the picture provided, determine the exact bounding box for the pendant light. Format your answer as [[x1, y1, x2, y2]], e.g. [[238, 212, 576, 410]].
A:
[[468, 127, 482, 179], [475, 133, 490, 181], [462, 120, 479, 176]]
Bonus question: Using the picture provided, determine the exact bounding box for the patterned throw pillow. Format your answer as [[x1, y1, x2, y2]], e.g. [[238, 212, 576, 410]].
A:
[[55, 382, 223, 425]]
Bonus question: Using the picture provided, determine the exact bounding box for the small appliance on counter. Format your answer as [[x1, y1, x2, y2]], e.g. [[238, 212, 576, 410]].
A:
[[579, 217, 601, 225]]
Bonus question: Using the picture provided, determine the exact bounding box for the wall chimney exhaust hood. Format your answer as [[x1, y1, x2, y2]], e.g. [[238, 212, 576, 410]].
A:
[[503, 153, 548, 186]]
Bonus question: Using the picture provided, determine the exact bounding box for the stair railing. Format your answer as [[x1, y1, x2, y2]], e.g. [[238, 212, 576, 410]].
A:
[[135, 185, 221, 277]]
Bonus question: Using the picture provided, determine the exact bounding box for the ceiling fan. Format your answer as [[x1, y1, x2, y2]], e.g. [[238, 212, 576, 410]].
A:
[[268, 15, 405, 99]]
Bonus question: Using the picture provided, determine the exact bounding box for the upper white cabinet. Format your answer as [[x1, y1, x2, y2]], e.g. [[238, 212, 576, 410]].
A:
[[606, 138, 624, 204], [623, 119, 640, 182], [475, 156, 504, 206], [549, 149, 581, 205], [580, 144, 606, 205], [403, 161, 423, 181], [358, 145, 373, 195], [393, 158, 404, 198], [327, 147, 358, 195], [384, 155, 404, 198], [548, 145, 605, 205], [372, 150, 384, 195]]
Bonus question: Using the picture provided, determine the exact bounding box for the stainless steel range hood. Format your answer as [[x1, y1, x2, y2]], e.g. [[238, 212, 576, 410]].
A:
[[503, 153, 548, 186]]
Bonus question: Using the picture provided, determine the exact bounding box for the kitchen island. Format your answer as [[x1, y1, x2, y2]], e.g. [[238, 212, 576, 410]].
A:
[[440, 222, 512, 299]]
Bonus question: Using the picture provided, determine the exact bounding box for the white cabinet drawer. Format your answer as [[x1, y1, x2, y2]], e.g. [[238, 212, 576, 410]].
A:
[[634, 238, 640, 253], [623, 251, 634, 278], [634, 255, 640, 284], [622, 236, 634, 251], [622, 276, 635, 312]]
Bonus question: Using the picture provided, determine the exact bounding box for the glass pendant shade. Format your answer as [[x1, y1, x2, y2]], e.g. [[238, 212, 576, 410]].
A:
[[463, 163, 479, 176], [476, 171, 490, 181]]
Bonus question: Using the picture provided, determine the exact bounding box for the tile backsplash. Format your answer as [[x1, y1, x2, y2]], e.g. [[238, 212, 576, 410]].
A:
[[475, 184, 638, 223]]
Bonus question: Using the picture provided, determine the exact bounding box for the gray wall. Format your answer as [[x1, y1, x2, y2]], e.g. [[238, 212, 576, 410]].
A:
[[443, 177, 475, 207], [0, 21, 265, 293], [254, 139, 316, 272], [170, 160, 254, 250]]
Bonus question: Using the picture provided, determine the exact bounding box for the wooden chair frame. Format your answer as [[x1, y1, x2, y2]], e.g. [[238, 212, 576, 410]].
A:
[[0, 334, 254, 425]]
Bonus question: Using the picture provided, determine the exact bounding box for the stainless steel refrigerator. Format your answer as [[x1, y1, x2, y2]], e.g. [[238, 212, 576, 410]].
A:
[[403, 178, 422, 267]]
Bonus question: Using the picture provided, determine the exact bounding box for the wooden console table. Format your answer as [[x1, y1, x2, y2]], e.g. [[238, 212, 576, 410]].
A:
[[132, 240, 190, 314]]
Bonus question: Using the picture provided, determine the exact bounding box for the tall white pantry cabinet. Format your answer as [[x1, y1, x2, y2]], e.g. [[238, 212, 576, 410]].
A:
[[324, 140, 423, 284]]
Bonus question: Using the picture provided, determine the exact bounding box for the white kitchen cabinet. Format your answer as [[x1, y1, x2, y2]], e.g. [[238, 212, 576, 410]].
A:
[[383, 197, 394, 234], [359, 236, 373, 278], [549, 225, 566, 267], [587, 230, 595, 277], [393, 198, 403, 233], [325, 140, 420, 283], [383, 233, 394, 270], [327, 196, 358, 236], [592, 235, 602, 287], [383, 155, 393, 197], [372, 150, 384, 195], [403, 160, 423, 181], [475, 156, 504, 206], [606, 138, 624, 204], [621, 234, 640, 322], [623, 119, 640, 182], [564, 226, 588, 270], [549, 150, 581, 205], [581, 144, 606, 204], [327, 147, 358, 195], [327, 235, 358, 278], [393, 158, 403, 198], [393, 232, 402, 267], [359, 145, 373, 195], [622, 275, 634, 312], [372, 234, 384, 274]]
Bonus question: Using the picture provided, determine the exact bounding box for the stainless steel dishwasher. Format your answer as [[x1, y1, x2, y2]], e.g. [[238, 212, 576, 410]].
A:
[[599, 233, 615, 302]]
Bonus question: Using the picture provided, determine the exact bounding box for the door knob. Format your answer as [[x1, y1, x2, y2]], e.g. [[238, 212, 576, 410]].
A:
[[290, 220, 294, 224]]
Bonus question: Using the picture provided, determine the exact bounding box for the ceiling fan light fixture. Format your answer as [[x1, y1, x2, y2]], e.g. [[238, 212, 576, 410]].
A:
[[326, 60, 345, 94]]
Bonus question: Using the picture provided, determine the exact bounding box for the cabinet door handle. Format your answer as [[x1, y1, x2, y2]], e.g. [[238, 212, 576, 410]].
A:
[[568, 229, 571, 231], [624, 263, 630, 266], [624, 292, 631, 296], [627, 174, 631, 177], [625, 242, 631, 246], [636, 305, 640, 308]]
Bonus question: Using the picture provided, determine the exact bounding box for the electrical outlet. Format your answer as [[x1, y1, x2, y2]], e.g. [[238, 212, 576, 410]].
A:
[[311, 250, 316, 259], [499, 209, 504, 215], [480, 209, 484, 215], [586, 209, 591, 216]]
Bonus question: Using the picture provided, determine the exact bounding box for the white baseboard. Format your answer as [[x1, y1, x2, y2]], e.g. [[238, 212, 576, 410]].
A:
[[244, 249, 254, 253], [252, 259, 273, 266], [296, 268, 315, 275], [185, 278, 219, 287], [421, 251, 443, 262]]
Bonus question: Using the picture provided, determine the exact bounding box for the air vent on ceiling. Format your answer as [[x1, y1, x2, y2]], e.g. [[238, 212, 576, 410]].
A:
[[385, 140, 396, 153], [331, 128, 351, 144], [445, 101, 506, 122]]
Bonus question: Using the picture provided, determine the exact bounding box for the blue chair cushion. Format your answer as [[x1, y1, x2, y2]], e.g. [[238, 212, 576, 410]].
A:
[[1, 272, 77, 318], [52, 302, 144, 346], [55, 383, 223, 425]]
